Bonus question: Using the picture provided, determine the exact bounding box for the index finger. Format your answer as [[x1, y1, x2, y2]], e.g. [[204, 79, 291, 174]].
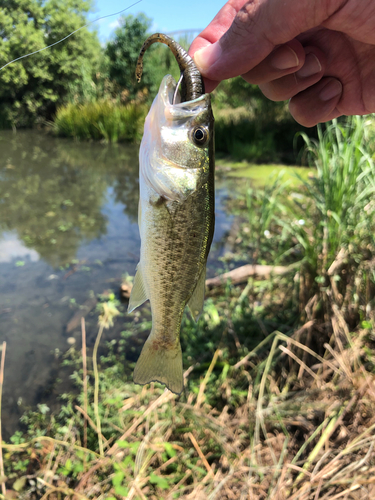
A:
[[188, 0, 248, 91]]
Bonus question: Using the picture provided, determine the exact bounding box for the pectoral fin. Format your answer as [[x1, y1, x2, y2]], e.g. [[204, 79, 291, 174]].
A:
[[128, 265, 148, 313], [187, 268, 206, 322]]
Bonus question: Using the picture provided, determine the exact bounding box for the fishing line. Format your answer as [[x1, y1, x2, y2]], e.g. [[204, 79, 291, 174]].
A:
[[173, 73, 184, 105], [0, 0, 142, 72]]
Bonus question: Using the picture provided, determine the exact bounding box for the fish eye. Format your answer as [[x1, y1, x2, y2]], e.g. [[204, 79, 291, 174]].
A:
[[192, 126, 208, 146]]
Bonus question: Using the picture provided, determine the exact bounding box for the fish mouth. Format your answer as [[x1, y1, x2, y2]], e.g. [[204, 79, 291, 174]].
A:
[[160, 75, 208, 116]]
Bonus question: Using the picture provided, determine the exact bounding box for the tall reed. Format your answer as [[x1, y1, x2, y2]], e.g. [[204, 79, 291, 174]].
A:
[[291, 117, 375, 275]]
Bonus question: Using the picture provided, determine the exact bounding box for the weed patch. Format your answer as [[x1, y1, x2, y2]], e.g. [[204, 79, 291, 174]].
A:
[[54, 100, 146, 143]]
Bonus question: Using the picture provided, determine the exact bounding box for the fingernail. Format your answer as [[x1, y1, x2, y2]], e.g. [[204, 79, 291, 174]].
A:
[[271, 45, 299, 70], [319, 79, 342, 101], [296, 53, 322, 78], [194, 43, 222, 72]]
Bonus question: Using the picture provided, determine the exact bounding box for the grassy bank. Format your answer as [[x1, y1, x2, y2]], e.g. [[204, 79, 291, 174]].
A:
[[54, 98, 309, 162], [53, 77, 312, 164], [54, 100, 147, 143], [2, 117, 375, 499], [214, 108, 311, 164]]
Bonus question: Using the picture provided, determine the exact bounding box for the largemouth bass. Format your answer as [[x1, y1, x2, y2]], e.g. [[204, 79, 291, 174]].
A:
[[128, 34, 215, 395]]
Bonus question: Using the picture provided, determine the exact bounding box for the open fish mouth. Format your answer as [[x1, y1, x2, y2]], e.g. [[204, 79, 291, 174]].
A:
[[161, 74, 208, 109], [159, 75, 209, 116]]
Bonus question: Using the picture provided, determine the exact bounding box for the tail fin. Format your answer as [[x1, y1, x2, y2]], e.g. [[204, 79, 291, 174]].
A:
[[133, 334, 183, 395]]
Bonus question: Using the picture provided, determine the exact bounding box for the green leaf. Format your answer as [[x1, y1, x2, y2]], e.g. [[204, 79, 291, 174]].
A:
[[149, 472, 170, 489], [112, 471, 125, 487], [315, 276, 325, 284], [164, 442, 176, 459], [13, 476, 27, 492], [114, 485, 129, 496], [123, 455, 134, 467], [362, 320, 372, 329], [65, 458, 72, 471], [117, 440, 130, 448]]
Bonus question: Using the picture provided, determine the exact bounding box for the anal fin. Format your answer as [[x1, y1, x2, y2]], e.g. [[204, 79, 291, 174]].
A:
[[128, 265, 148, 313]]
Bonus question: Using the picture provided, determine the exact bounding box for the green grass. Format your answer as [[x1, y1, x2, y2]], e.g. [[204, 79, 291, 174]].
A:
[[213, 106, 313, 164], [54, 100, 147, 143], [217, 159, 313, 186], [289, 117, 375, 277]]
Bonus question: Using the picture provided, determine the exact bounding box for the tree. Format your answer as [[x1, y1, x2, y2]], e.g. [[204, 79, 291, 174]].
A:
[[105, 13, 184, 103], [106, 13, 154, 102], [0, 0, 101, 128]]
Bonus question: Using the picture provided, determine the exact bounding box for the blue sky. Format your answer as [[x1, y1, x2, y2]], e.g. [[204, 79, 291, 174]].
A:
[[89, 0, 225, 42]]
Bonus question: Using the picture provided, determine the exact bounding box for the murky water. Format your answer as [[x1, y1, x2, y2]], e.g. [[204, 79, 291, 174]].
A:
[[0, 130, 240, 438]]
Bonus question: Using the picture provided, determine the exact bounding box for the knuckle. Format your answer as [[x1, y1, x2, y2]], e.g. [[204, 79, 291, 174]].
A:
[[289, 98, 317, 127], [229, 1, 261, 42], [260, 74, 299, 102], [259, 86, 285, 102], [229, 0, 279, 49], [236, 1, 258, 30]]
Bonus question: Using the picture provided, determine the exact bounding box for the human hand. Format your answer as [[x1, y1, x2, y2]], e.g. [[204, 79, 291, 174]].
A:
[[189, 0, 375, 126]]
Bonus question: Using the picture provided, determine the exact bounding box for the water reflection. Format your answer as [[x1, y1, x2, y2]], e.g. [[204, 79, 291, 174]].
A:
[[0, 131, 140, 266], [0, 232, 39, 262]]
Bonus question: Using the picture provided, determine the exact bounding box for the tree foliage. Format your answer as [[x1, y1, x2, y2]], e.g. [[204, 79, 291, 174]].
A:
[[105, 13, 182, 103], [105, 13, 154, 102], [0, 0, 101, 128]]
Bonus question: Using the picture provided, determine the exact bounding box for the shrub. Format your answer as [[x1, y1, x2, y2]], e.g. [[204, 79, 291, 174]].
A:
[[54, 100, 147, 143]]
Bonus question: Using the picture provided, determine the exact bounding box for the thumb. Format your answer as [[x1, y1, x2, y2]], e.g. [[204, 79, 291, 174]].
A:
[[193, 0, 344, 81]]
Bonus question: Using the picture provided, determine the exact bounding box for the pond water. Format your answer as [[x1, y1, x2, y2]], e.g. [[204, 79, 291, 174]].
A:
[[0, 130, 310, 438]]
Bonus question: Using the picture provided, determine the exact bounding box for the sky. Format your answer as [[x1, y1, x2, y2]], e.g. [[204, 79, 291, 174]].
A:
[[88, 0, 225, 42]]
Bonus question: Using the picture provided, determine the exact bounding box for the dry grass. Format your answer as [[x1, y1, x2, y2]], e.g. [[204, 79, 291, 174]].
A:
[[2, 299, 375, 499]]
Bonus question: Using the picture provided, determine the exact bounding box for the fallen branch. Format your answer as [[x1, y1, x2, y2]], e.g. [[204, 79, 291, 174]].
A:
[[120, 264, 290, 299], [66, 297, 97, 333], [205, 264, 289, 288]]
